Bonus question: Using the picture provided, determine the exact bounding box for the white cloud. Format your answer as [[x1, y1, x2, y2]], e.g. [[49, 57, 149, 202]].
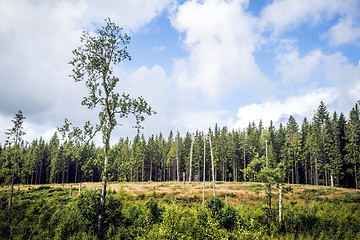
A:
[[276, 49, 324, 83], [322, 17, 360, 46], [259, 0, 357, 35], [86, 0, 175, 32], [233, 88, 336, 130], [0, 0, 176, 144], [170, 0, 271, 103], [173, 110, 234, 134]]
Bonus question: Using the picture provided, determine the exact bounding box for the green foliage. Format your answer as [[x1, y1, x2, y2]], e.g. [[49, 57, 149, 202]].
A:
[[205, 196, 224, 218], [0, 187, 359, 239]]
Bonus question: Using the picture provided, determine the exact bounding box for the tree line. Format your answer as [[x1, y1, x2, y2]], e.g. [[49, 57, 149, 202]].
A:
[[1, 101, 359, 189]]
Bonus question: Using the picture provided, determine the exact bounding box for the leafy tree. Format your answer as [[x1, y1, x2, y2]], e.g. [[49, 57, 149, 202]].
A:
[[68, 18, 155, 236]]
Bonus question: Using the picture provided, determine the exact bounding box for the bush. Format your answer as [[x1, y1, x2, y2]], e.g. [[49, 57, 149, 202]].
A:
[[220, 204, 238, 230], [205, 196, 224, 218]]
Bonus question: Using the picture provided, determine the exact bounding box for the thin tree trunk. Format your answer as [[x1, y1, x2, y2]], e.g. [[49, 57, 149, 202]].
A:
[[8, 167, 15, 220], [150, 157, 152, 181], [222, 157, 225, 182], [243, 145, 246, 182], [279, 186, 283, 224], [310, 158, 313, 185], [291, 162, 294, 184], [98, 140, 109, 237], [189, 134, 193, 184], [233, 155, 236, 182], [306, 198, 309, 217], [325, 167, 328, 186], [269, 185, 272, 217], [69, 185, 73, 197], [168, 159, 170, 181], [183, 172, 185, 186], [209, 135, 215, 197], [266, 186, 269, 208], [142, 157, 144, 182], [305, 158, 308, 185], [295, 160, 299, 184], [176, 135, 179, 182], [203, 134, 206, 207], [330, 174, 334, 187], [315, 156, 319, 185], [74, 158, 79, 183], [355, 165, 358, 189]]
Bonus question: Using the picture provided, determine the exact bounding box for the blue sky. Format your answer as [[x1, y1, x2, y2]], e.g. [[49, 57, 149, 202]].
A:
[[0, 0, 359, 145]]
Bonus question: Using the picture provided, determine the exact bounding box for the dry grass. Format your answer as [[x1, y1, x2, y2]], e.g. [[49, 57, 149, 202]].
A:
[[3, 181, 359, 206]]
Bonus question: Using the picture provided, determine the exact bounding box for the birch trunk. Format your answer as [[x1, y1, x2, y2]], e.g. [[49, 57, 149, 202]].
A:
[[176, 136, 179, 182], [209, 135, 215, 197], [279, 186, 283, 224], [315, 156, 319, 185], [98, 142, 109, 236], [306, 198, 309, 217], [243, 146, 246, 182], [203, 134, 206, 207], [189, 134, 193, 184]]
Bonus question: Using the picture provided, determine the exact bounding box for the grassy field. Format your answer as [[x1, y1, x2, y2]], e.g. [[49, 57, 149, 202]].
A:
[[3, 181, 359, 206], [1, 181, 359, 239]]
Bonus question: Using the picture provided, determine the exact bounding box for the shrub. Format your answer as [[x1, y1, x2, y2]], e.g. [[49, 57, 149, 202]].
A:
[[205, 196, 224, 218], [220, 204, 238, 230]]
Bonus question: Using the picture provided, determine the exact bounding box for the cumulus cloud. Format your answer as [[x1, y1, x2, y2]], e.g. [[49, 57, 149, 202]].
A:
[[233, 88, 336, 130], [259, 0, 357, 35], [322, 17, 360, 46], [0, 0, 174, 144], [170, 0, 271, 103], [276, 49, 324, 83]]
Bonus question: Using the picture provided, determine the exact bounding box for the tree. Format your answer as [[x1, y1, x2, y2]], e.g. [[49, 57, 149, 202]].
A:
[[345, 103, 360, 189], [68, 18, 155, 237], [5, 110, 26, 219]]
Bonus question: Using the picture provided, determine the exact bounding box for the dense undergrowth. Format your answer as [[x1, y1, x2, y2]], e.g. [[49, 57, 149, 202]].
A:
[[0, 186, 359, 239]]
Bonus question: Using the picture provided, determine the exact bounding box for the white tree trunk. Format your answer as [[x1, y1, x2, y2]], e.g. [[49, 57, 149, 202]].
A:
[[209, 135, 215, 197], [176, 135, 179, 182], [189, 134, 194, 184], [203, 134, 206, 207], [307, 198, 309, 217], [279, 186, 283, 224]]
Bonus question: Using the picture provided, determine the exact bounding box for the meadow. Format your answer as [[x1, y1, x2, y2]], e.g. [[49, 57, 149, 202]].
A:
[[1, 181, 359, 239]]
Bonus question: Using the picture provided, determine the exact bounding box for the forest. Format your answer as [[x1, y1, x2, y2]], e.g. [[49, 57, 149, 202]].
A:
[[1, 101, 359, 189], [1, 17, 360, 239]]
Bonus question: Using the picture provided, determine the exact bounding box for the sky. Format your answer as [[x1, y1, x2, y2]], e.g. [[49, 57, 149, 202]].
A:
[[0, 0, 360, 145]]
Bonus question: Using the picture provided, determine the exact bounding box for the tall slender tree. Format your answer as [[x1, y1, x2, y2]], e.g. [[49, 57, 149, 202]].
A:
[[5, 110, 26, 219], [68, 18, 155, 237], [345, 102, 360, 189]]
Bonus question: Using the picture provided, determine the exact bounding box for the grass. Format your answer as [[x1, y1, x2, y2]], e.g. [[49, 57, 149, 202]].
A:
[[2, 181, 359, 206]]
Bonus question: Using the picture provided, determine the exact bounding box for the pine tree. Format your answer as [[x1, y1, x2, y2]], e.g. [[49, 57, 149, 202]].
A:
[[345, 103, 360, 189]]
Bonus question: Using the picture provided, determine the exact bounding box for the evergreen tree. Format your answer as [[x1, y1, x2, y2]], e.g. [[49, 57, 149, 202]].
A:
[[345, 103, 360, 189]]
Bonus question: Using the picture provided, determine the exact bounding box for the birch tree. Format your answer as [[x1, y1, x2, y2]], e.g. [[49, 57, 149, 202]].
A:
[[68, 18, 155, 237]]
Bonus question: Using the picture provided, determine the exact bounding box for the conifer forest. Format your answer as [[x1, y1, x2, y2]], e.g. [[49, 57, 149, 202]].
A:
[[1, 101, 359, 190]]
